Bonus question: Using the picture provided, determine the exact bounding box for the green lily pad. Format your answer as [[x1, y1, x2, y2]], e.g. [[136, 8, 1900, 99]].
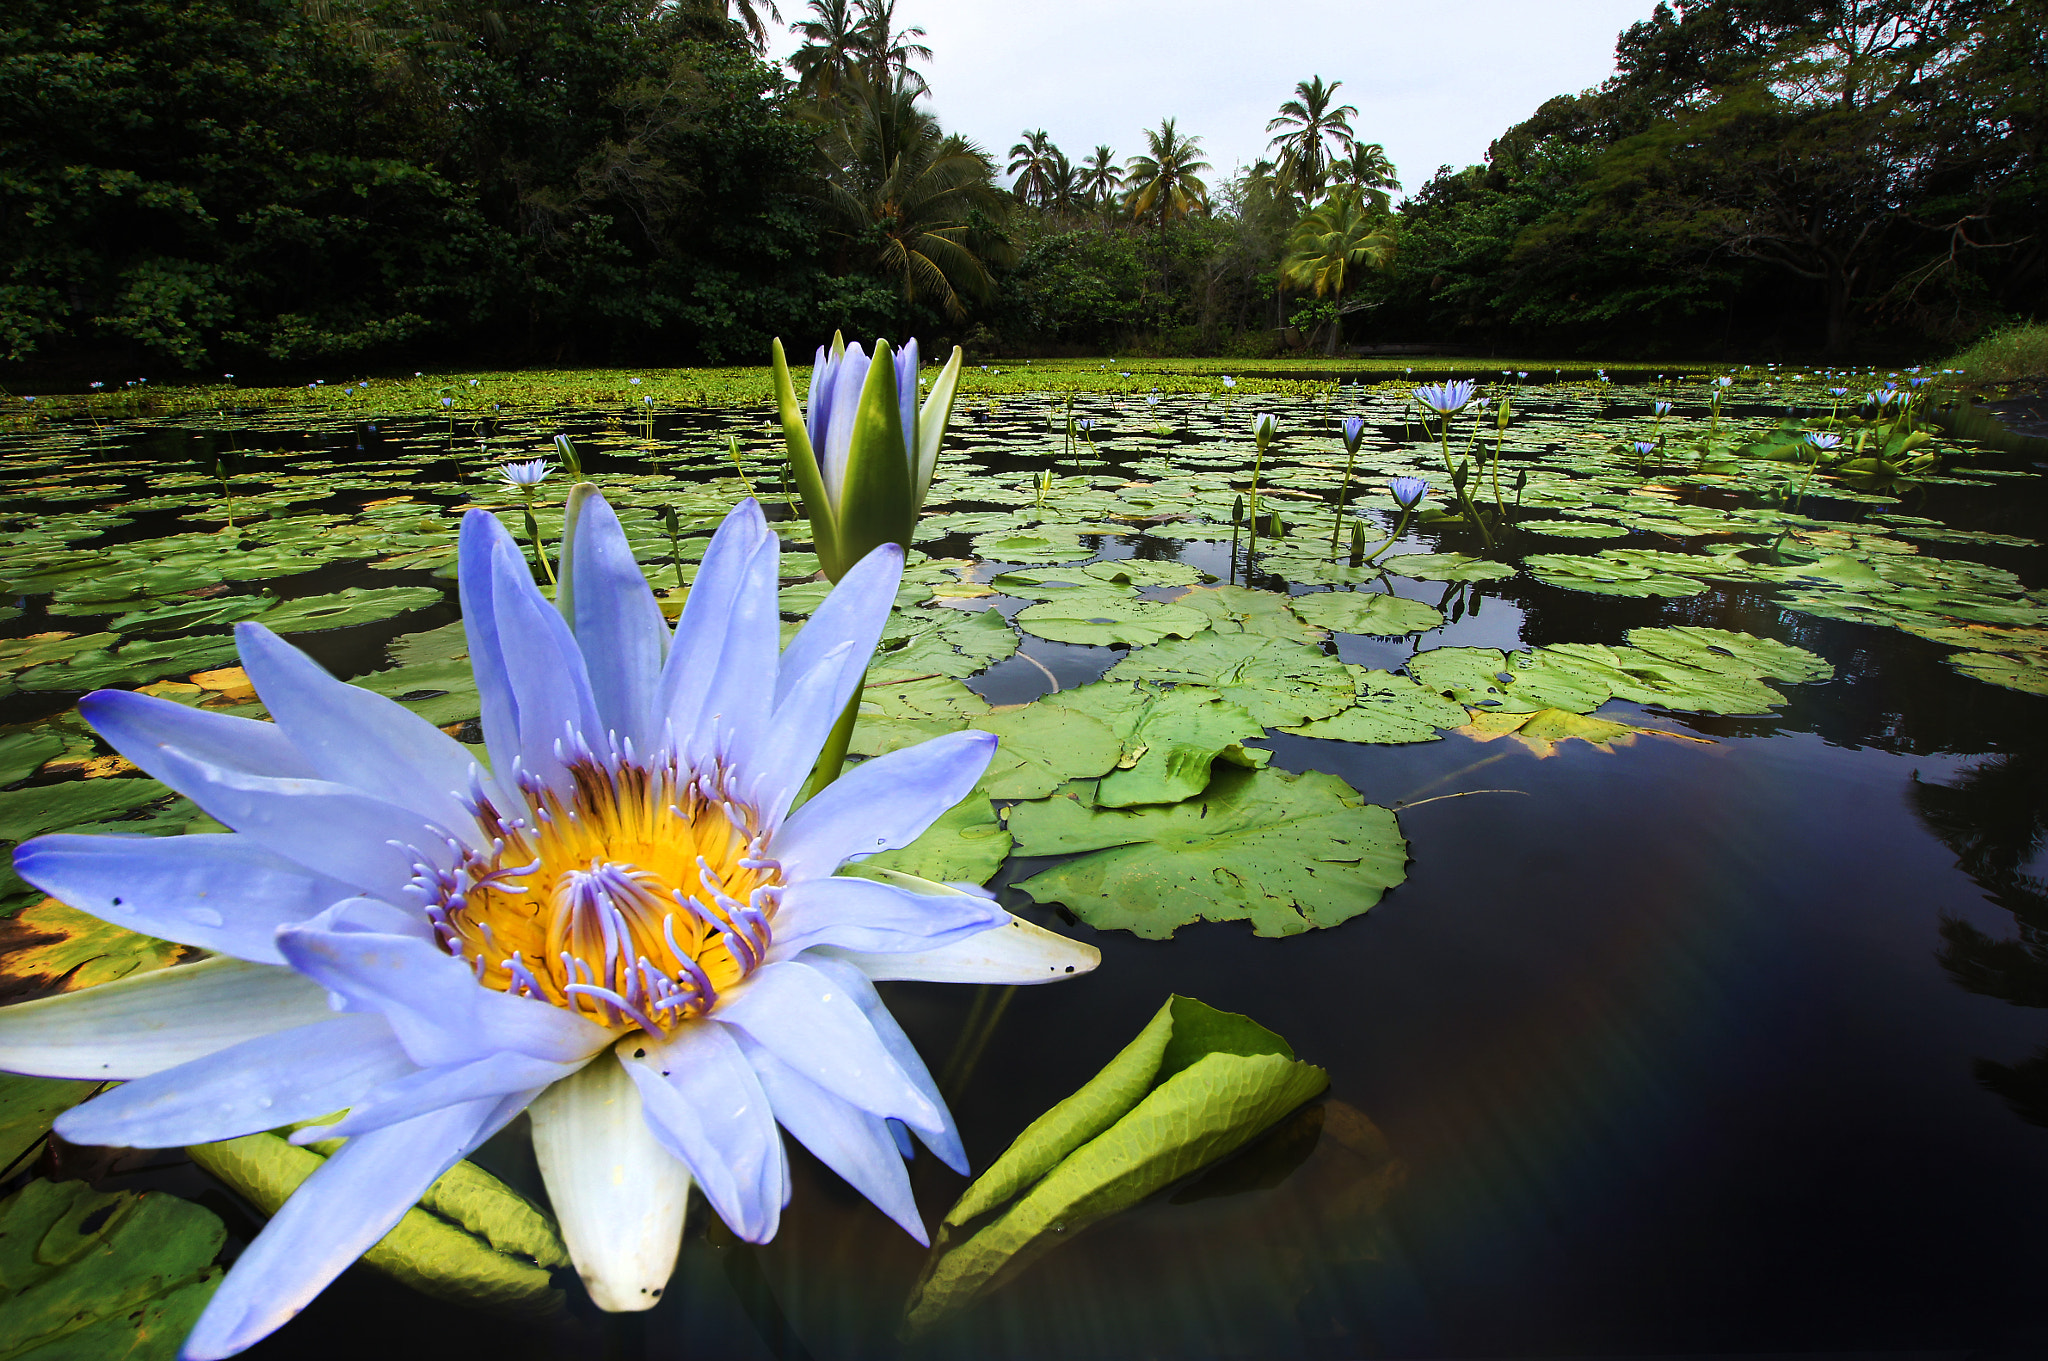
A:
[[1288, 591, 1443, 637], [0, 778, 172, 843], [1950, 650, 2048, 695], [0, 734, 67, 788], [1541, 641, 1787, 714], [251, 586, 445, 634], [874, 606, 1019, 679], [907, 996, 1326, 1332], [1406, 647, 1612, 714], [1010, 766, 1408, 939], [351, 661, 482, 727], [859, 674, 992, 721], [388, 620, 471, 665], [0, 1179, 223, 1359], [0, 898, 187, 999], [1173, 584, 1325, 642], [1079, 559, 1208, 588], [1374, 552, 1517, 582], [109, 595, 277, 634], [1623, 627, 1832, 685], [1094, 688, 1268, 808], [847, 793, 1011, 886], [970, 529, 1090, 564], [1523, 518, 1629, 539], [974, 705, 1126, 801], [12, 637, 241, 694], [1014, 595, 1210, 648], [1280, 666, 1469, 743], [1104, 633, 1353, 728], [1523, 552, 1707, 597], [0, 1073, 97, 1173]]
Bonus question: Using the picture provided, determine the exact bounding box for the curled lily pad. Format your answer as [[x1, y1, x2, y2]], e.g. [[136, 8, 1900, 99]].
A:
[[1010, 767, 1408, 939], [1455, 707, 1666, 757], [907, 996, 1326, 1332], [1094, 687, 1268, 808], [1288, 590, 1443, 637]]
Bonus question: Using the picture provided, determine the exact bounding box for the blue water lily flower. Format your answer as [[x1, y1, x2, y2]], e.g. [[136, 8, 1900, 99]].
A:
[[1652, 400, 1674, 417], [1, 493, 1097, 1358], [497, 458, 553, 489], [1804, 432, 1843, 450], [1412, 381, 1475, 415], [1341, 416, 1367, 453], [1632, 440, 1657, 457], [1389, 476, 1430, 508]]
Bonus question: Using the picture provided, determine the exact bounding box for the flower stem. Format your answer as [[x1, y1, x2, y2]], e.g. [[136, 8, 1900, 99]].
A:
[[795, 675, 864, 806], [1360, 507, 1414, 566], [1330, 443, 1360, 548]]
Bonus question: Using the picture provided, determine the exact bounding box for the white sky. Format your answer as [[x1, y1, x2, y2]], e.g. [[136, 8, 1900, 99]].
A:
[[770, 0, 1664, 198]]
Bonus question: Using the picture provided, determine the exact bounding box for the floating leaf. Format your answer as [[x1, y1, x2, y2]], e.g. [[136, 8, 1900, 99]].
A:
[[907, 996, 1327, 1331], [1079, 559, 1207, 588], [0, 778, 171, 843], [0, 1179, 223, 1359], [0, 899, 187, 1000], [1950, 650, 2048, 695], [969, 529, 1090, 564], [1623, 626, 1832, 685], [1011, 767, 1407, 939], [186, 1132, 565, 1314], [974, 705, 1125, 801], [251, 586, 445, 634], [875, 607, 1018, 679], [352, 661, 481, 727], [12, 637, 241, 693], [0, 734, 67, 788], [860, 674, 992, 721], [1523, 552, 1706, 597], [1406, 647, 1611, 715], [1172, 584, 1324, 642], [1287, 591, 1443, 637], [1374, 552, 1517, 582], [109, 595, 276, 635], [847, 794, 1010, 885], [1280, 666, 1468, 744], [1092, 687, 1267, 808], [1455, 707, 1665, 756], [1014, 596, 1209, 648], [1104, 633, 1352, 728], [0, 1073, 97, 1173]]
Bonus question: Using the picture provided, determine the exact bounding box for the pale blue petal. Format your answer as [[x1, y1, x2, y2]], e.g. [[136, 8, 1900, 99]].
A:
[[712, 960, 942, 1138], [767, 874, 1006, 960], [805, 344, 832, 453], [275, 927, 611, 1067], [805, 956, 965, 1173], [13, 833, 354, 965], [300, 1049, 587, 1143], [819, 343, 871, 500], [0, 958, 336, 1080], [457, 509, 524, 780], [656, 500, 774, 756], [687, 537, 780, 775], [894, 339, 919, 466], [234, 623, 479, 836], [79, 688, 315, 782], [742, 638, 856, 825], [116, 743, 454, 896], [300, 895, 436, 944], [770, 729, 997, 882], [486, 527, 603, 788], [566, 493, 668, 752], [620, 1021, 785, 1243], [772, 541, 902, 712], [735, 1031, 926, 1244], [812, 909, 1099, 989], [180, 1097, 510, 1361], [55, 1013, 410, 1149]]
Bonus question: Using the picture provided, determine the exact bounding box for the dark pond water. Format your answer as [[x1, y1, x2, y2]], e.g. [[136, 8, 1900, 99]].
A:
[[3, 381, 2046, 1360]]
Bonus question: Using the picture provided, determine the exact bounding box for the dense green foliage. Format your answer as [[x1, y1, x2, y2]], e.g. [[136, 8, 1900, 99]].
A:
[[1, 0, 822, 371]]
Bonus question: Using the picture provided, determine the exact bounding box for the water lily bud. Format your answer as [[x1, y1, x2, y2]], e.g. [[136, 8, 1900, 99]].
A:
[[553, 434, 583, 478], [1267, 509, 1284, 538], [1232, 495, 1244, 524]]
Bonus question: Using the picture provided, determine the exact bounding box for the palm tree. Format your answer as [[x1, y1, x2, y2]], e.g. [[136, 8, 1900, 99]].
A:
[[817, 77, 1017, 321], [1265, 76, 1358, 202], [855, 0, 933, 94], [1079, 145, 1122, 208], [789, 0, 863, 102], [1281, 187, 1396, 351], [1125, 119, 1211, 226], [1007, 129, 1061, 206], [686, 0, 784, 52], [1336, 142, 1402, 199], [1045, 150, 1083, 219]]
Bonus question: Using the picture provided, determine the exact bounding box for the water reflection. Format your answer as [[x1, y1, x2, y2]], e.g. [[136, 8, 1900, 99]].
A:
[[1913, 746, 2048, 1128]]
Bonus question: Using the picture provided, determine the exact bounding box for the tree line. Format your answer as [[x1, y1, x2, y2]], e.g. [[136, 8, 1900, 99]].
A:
[[1, 0, 2037, 375]]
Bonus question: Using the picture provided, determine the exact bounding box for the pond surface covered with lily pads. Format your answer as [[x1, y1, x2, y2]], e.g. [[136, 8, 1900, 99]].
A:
[[3, 375, 2047, 1359]]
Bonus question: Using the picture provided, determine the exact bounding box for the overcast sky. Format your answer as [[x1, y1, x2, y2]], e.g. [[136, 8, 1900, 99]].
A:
[[771, 0, 1664, 198]]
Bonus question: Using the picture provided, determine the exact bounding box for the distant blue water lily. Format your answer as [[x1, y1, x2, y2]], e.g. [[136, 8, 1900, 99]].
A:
[[497, 458, 553, 489], [1412, 380, 1476, 415], [1804, 432, 1843, 450], [1389, 476, 1430, 508], [1652, 400, 1674, 417], [1, 494, 1096, 1358], [1632, 440, 1657, 457], [1341, 416, 1367, 454]]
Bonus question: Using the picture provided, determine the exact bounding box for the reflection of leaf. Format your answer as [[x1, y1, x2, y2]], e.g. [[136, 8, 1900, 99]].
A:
[[1104, 633, 1352, 727], [1011, 767, 1407, 939], [186, 1132, 566, 1314], [1280, 666, 1467, 744], [1288, 591, 1443, 637], [0, 1073, 97, 1172], [1014, 596, 1209, 647], [0, 899, 187, 1001], [1454, 707, 1665, 757], [0, 1179, 223, 1359], [907, 996, 1326, 1333]]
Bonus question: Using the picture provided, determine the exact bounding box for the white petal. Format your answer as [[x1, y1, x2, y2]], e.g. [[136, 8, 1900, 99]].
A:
[[531, 1045, 691, 1312], [810, 911, 1101, 984], [0, 958, 336, 1079]]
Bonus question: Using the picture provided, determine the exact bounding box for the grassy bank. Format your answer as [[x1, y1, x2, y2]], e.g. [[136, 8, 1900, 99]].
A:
[[1948, 323, 2048, 385]]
